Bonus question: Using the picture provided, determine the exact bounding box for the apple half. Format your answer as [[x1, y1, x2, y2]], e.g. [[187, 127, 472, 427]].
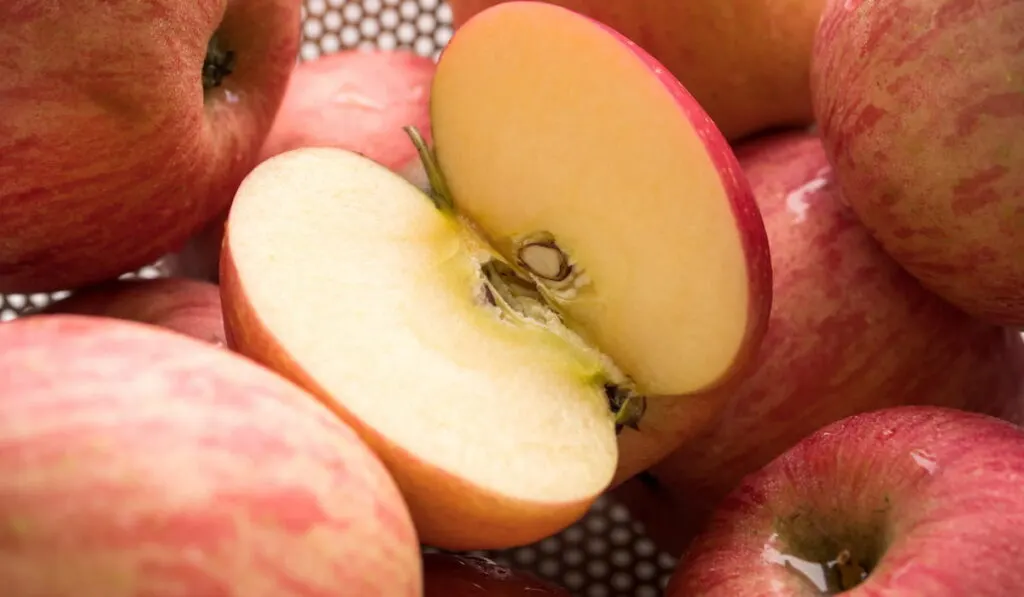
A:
[[221, 1, 771, 550]]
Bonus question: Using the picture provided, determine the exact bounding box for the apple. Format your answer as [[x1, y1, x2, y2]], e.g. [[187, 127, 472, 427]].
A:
[[811, 0, 1024, 326], [423, 553, 572, 596], [39, 277, 227, 346], [613, 131, 1024, 556], [447, 0, 826, 141], [220, 1, 772, 550], [0, 314, 422, 596], [0, 0, 301, 294], [666, 406, 1024, 596], [259, 48, 436, 189]]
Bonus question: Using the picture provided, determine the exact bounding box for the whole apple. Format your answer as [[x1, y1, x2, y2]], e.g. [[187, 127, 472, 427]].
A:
[[447, 0, 826, 141], [811, 0, 1024, 325], [39, 277, 227, 346], [423, 553, 572, 596], [668, 406, 1024, 596], [0, 314, 422, 596], [0, 0, 301, 293], [614, 131, 1024, 556]]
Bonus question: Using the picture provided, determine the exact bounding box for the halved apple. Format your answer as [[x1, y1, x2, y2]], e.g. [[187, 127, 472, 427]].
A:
[[221, 1, 771, 550]]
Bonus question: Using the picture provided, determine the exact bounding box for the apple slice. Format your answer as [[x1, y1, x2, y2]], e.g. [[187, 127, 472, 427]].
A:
[[222, 1, 770, 551], [429, 1, 771, 397]]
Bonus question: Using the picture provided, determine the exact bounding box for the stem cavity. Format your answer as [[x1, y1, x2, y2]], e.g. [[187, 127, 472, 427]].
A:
[[203, 34, 236, 92]]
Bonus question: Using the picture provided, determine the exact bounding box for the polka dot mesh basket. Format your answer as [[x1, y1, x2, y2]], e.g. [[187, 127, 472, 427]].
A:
[[0, 1, 681, 594]]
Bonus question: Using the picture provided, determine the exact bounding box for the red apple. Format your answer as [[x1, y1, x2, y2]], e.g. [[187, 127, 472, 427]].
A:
[[667, 406, 1024, 596], [39, 277, 227, 346], [811, 0, 1024, 326], [447, 0, 827, 141], [614, 131, 1024, 556], [0, 0, 301, 293], [259, 48, 435, 187], [221, 2, 771, 550], [423, 553, 572, 596], [0, 314, 422, 596]]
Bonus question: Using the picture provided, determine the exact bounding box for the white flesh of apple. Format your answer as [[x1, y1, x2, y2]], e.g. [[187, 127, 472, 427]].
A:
[[429, 3, 753, 396], [228, 148, 618, 503]]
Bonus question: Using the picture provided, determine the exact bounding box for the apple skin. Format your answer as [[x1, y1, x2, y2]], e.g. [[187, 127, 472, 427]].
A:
[[667, 406, 1024, 597], [447, 0, 825, 141], [613, 131, 1024, 555], [423, 553, 572, 596], [811, 0, 1024, 326], [39, 277, 227, 346], [0, 0, 301, 293], [259, 48, 435, 185], [0, 314, 422, 597]]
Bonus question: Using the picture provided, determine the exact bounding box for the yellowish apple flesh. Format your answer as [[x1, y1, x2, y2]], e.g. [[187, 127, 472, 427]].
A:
[[222, 148, 618, 550], [429, 1, 762, 396]]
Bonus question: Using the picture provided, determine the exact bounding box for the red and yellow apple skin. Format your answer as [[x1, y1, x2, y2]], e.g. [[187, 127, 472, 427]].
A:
[[811, 0, 1024, 326], [259, 48, 435, 180], [0, 0, 301, 293], [0, 315, 422, 597], [668, 406, 1024, 597]]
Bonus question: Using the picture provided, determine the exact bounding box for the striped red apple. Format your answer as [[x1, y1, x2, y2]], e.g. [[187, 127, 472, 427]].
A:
[[0, 0, 300, 293], [0, 315, 421, 596]]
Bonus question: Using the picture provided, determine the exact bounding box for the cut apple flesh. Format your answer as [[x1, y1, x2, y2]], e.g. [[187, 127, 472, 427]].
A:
[[429, 1, 759, 396], [223, 148, 618, 547]]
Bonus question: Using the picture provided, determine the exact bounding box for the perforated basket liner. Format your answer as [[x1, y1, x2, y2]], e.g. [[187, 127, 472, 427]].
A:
[[0, 2, 681, 594]]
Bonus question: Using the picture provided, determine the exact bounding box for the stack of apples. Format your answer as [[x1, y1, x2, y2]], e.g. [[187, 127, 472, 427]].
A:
[[0, 0, 1021, 596]]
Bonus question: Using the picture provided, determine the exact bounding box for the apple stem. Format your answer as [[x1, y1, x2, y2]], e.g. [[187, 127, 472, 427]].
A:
[[607, 385, 646, 433], [403, 126, 454, 212], [203, 34, 236, 92]]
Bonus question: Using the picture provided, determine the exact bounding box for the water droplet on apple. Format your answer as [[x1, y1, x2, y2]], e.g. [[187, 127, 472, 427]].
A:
[[330, 86, 384, 111], [785, 169, 830, 224], [761, 535, 831, 592], [909, 448, 939, 475]]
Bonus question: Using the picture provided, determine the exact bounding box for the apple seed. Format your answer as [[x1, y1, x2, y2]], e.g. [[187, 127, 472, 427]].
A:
[[517, 235, 572, 282], [203, 35, 236, 91]]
